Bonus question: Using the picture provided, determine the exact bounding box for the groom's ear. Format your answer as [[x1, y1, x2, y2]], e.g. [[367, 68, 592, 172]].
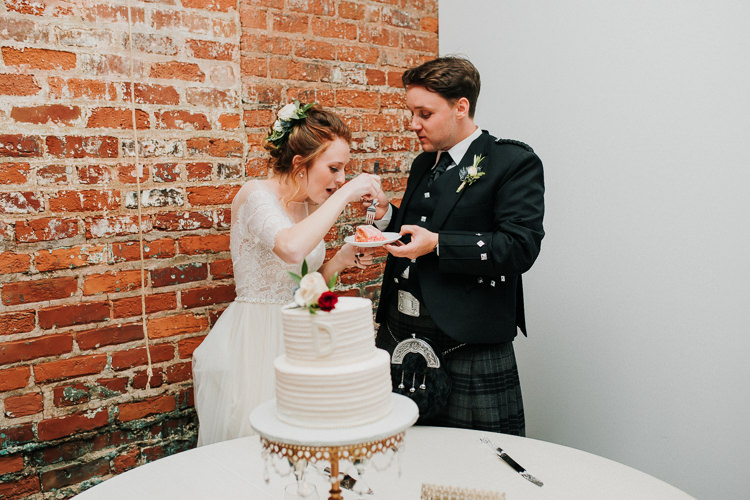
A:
[[454, 96, 471, 120]]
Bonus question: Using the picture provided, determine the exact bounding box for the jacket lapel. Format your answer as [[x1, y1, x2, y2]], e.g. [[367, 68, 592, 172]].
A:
[[429, 132, 491, 231], [395, 152, 436, 226]]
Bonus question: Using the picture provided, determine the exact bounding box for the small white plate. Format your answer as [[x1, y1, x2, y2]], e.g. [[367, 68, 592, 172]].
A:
[[344, 232, 402, 247]]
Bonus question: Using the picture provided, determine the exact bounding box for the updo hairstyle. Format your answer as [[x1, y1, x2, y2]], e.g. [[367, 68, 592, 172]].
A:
[[263, 106, 351, 179]]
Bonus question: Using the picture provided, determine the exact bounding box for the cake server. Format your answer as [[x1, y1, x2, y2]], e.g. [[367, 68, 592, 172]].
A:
[[479, 436, 544, 487]]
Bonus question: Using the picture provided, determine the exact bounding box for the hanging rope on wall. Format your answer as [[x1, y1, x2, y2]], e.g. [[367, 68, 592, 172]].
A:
[[126, 0, 154, 388]]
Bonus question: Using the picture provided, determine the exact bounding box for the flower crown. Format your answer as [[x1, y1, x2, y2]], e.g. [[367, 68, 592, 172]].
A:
[[265, 100, 316, 149], [288, 259, 339, 313]]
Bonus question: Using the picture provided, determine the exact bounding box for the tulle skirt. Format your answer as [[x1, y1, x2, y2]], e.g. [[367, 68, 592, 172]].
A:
[[192, 300, 284, 446]]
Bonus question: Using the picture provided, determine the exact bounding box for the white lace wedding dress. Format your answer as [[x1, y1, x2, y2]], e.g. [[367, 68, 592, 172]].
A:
[[192, 181, 325, 446]]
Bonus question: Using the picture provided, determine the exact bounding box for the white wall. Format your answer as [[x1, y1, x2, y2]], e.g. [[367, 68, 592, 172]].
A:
[[439, 1, 750, 499]]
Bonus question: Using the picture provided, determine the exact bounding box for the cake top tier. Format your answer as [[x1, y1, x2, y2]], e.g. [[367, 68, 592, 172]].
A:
[[282, 296, 371, 316], [281, 297, 375, 364]]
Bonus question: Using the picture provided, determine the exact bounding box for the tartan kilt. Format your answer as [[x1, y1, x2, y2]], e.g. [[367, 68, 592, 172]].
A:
[[376, 299, 525, 436]]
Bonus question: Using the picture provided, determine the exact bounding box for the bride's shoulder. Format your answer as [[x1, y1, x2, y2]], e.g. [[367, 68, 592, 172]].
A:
[[239, 178, 275, 195], [233, 179, 280, 210]]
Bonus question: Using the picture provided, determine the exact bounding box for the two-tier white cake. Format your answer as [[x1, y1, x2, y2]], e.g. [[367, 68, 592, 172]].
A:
[[274, 297, 393, 428]]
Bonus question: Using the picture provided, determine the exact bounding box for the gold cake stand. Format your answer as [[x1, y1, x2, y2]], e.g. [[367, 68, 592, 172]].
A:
[[250, 395, 418, 500]]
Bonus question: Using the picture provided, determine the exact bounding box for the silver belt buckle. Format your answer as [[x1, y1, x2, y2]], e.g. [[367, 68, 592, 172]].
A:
[[397, 290, 420, 317]]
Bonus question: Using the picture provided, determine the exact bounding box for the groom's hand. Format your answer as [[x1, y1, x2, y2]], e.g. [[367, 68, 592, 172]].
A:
[[384, 225, 438, 259]]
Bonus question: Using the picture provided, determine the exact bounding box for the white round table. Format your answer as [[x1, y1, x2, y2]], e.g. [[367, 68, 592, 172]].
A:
[[74, 426, 695, 499]]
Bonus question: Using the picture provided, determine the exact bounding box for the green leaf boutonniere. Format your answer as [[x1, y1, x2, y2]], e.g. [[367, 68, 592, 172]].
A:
[[456, 154, 486, 193]]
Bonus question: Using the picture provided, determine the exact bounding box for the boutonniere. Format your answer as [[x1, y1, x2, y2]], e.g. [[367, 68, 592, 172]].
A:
[[288, 259, 338, 313], [456, 154, 486, 193]]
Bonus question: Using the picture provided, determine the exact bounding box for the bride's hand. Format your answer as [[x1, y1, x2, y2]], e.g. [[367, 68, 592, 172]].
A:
[[337, 173, 381, 204], [361, 183, 389, 219], [336, 244, 374, 269]]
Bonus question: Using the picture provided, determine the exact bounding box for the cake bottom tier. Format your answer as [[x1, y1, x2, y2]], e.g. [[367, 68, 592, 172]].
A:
[[274, 349, 394, 428]]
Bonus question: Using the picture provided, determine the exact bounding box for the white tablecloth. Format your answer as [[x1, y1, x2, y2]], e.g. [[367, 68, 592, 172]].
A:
[[75, 426, 694, 499]]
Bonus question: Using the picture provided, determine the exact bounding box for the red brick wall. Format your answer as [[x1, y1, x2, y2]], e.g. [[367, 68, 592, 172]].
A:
[[0, 0, 437, 497]]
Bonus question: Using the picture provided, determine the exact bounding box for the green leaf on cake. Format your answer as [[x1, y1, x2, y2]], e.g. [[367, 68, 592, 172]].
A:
[[327, 273, 338, 291]]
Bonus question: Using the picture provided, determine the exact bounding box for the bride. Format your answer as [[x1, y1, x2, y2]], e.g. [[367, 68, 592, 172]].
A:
[[192, 102, 383, 446]]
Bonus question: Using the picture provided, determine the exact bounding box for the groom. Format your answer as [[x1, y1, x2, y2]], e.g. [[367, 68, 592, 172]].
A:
[[371, 56, 545, 435]]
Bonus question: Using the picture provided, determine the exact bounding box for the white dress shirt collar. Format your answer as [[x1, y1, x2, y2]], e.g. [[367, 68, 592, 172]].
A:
[[438, 126, 482, 169]]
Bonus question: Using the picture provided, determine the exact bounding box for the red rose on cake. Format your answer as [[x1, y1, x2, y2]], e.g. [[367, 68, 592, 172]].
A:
[[354, 225, 386, 242], [317, 291, 338, 312]]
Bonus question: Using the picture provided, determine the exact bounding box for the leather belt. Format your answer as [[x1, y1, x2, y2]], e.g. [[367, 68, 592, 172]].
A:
[[385, 322, 466, 357]]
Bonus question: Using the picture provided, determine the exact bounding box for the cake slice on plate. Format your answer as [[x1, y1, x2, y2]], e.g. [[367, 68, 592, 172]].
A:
[[354, 225, 386, 242]]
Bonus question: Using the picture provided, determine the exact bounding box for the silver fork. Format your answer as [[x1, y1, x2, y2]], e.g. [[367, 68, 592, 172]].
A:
[[479, 436, 544, 487], [365, 198, 378, 224], [364, 161, 380, 225]]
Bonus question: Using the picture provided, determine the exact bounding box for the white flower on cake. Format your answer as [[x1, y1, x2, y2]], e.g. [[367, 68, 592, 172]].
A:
[[294, 272, 329, 308], [288, 259, 339, 313]]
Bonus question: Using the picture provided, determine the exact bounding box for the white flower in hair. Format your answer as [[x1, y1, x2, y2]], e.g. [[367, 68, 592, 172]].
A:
[[277, 102, 298, 122], [265, 100, 316, 149]]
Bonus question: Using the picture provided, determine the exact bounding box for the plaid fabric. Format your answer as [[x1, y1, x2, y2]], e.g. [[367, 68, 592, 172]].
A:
[[435, 342, 525, 436], [377, 298, 525, 436]]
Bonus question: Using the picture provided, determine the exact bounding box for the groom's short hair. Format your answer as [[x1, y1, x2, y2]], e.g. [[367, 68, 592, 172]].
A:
[[402, 56, 481, 117]]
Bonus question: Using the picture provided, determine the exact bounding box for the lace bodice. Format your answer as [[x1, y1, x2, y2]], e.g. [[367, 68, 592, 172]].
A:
[[230, 182, 325, 304]]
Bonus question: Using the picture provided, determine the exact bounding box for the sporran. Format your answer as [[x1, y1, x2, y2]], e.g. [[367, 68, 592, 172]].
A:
[[390, 334, 452, 422]]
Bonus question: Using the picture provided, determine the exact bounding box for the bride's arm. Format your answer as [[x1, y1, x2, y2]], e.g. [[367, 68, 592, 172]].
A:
[[317, 244, 375, 282], [273, 173, 381, 264]]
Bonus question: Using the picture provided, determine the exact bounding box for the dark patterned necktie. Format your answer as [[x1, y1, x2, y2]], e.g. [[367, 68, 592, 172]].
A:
[[427, 152, 452, 188]]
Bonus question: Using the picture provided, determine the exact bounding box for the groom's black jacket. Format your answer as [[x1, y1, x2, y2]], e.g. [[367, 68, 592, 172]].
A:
[[376, 131, 545, 344]]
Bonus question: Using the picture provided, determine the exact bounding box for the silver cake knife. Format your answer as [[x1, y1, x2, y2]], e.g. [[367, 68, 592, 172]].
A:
[[480, 436, 544, 487]]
